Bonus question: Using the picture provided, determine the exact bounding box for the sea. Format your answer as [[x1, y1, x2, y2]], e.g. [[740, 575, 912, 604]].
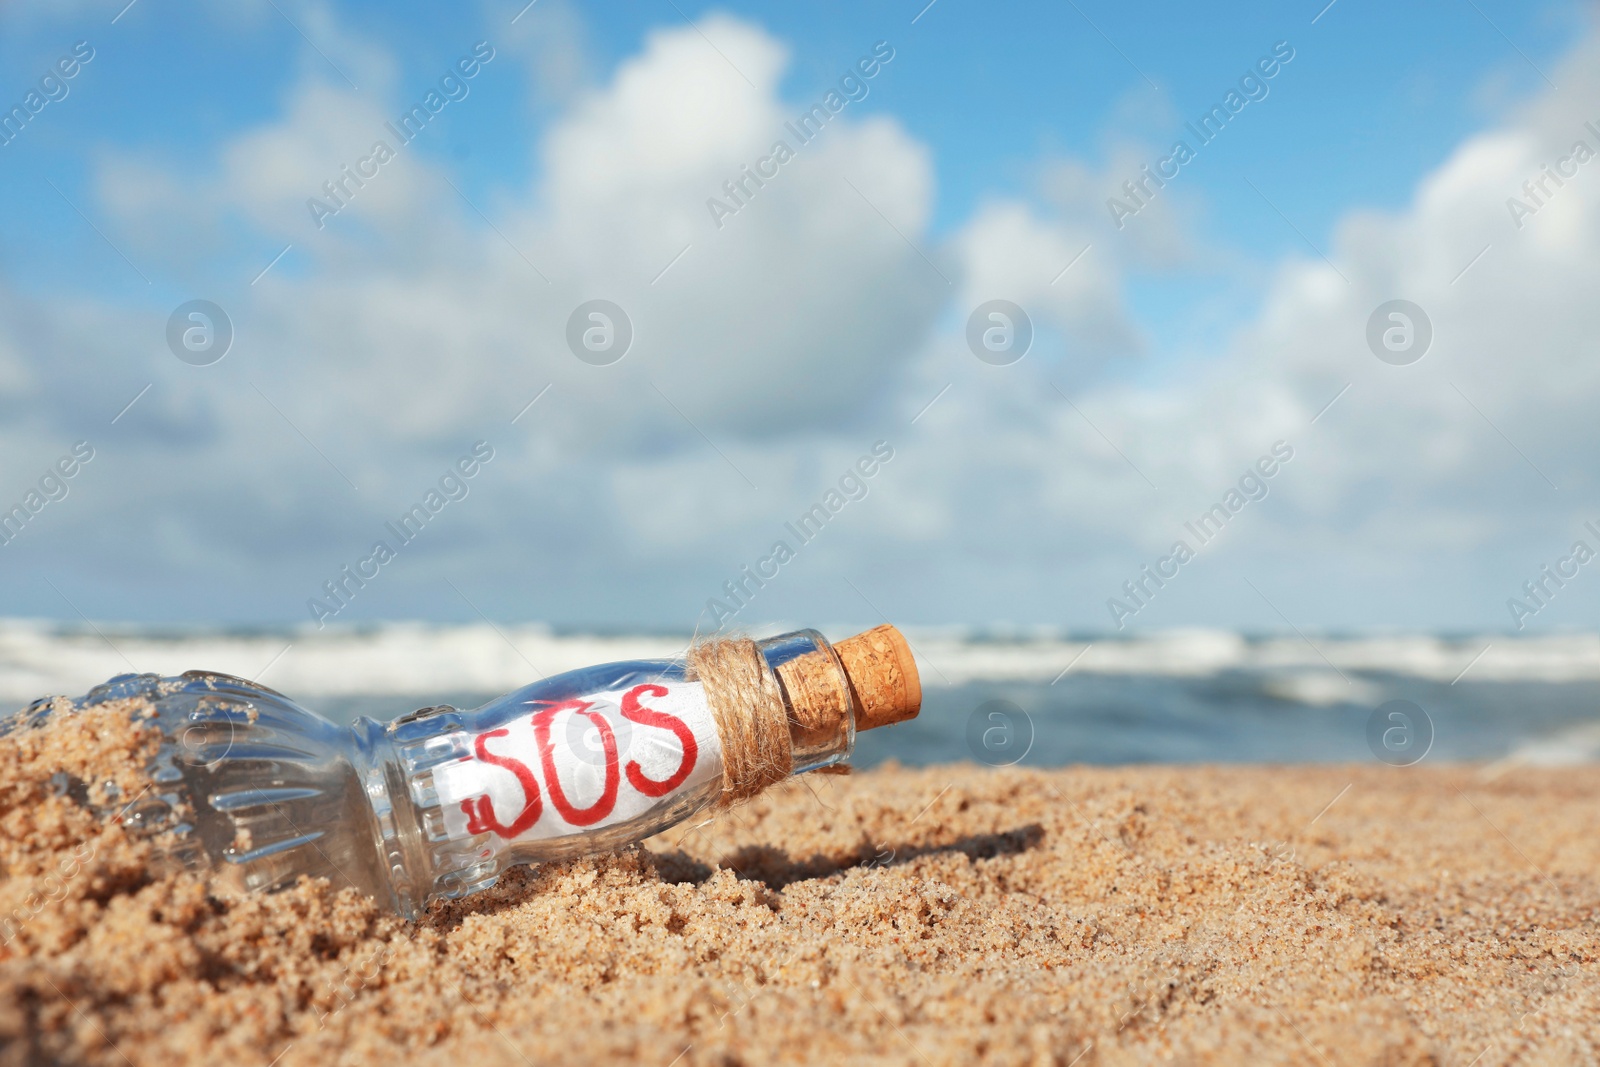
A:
[[4, 620, 1598, 772]]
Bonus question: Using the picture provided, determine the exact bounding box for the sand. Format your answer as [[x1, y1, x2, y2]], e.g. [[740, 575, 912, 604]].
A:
[[2, 696, 1597, 1066]]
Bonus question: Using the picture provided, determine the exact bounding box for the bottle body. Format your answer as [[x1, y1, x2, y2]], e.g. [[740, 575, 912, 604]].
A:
[[87, 629, 860, 918], [393, 655, 733, 913]]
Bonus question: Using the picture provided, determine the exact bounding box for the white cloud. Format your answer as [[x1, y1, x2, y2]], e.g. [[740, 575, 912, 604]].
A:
[[0, 14, 959, 616], [7, 12, 1600, 633], [817, 21, 1600, 628]]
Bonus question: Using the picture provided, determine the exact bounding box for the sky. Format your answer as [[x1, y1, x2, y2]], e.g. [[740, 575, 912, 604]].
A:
[[0, 0, 1597, 635]]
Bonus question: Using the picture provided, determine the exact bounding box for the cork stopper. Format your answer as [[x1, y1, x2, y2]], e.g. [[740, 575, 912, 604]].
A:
[[759, 626, 922, 767], [773, 649, 849, 750], [834, 624, 921, 731]]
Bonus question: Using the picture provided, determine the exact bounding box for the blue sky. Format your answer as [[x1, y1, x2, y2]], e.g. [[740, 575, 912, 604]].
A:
[[4, 1, 1580, 298], [1, 0, 1598, 633]]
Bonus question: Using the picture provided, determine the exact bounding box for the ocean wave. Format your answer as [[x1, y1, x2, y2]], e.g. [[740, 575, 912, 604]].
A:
[[1480, 720, 1600, 778], [903, 628, 1600, 686], [3, 620, 1600, 708], [0, 620, 686, 707]]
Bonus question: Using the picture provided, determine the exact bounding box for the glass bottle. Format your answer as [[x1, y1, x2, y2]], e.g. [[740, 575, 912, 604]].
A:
[[47, 626, 920, 919]]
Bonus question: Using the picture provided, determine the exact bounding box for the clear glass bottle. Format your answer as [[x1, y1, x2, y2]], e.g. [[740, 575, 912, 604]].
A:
[[51, 626, 919, 919]]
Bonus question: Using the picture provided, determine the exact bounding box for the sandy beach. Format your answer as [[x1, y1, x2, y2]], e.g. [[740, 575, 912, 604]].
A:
[[2, 699, 1596, 1066]]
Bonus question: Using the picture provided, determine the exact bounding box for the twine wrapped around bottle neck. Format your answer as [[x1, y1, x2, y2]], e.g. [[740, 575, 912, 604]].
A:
[[685, 636, 793, 804]]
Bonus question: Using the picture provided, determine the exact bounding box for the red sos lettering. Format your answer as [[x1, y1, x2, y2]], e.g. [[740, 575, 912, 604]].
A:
[[532, 699, 621, 827], [460, 729, 542, 838], [463, 685, 702, 839], [619, 684, 698, 796]]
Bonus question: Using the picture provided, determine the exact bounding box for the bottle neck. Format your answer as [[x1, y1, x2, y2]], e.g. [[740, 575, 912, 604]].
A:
[[754, 629, 857, 772]]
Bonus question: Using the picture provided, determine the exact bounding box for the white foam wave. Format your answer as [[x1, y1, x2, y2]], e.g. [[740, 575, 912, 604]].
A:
[[1480, 719, 1600, 778], [904, 628, 1600, 687], [0, 620, 688, 709], [3, 620, 1600, 709]]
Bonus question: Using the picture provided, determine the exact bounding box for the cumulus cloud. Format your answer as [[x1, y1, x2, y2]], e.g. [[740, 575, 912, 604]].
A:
[[5, 10, 1600, 633], [0, 14, 959, 619], [815, 20, 1600, 628]]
